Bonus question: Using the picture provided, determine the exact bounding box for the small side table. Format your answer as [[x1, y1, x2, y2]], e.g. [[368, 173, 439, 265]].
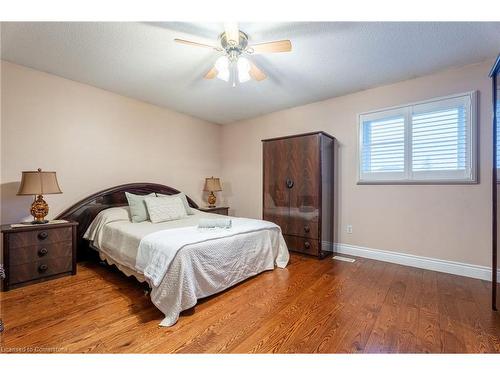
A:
[[1, 220, 78, 291], [198, 206, 229, 216]]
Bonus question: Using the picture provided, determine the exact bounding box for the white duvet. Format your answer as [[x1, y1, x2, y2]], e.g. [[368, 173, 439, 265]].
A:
[[84, 207, 289, 326]]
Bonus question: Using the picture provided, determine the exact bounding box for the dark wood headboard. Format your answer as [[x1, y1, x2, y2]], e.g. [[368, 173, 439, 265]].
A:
[[55, 183, 199, 260]]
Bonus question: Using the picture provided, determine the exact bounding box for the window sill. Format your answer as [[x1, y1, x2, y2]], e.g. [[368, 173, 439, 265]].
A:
[[357, 179, 478, 185]]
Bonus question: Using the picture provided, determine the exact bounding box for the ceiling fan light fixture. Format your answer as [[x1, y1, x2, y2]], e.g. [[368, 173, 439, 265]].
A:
[[215, 56, 230, 82], [176, 24, 289, 85], [237, 57, 251, 83]]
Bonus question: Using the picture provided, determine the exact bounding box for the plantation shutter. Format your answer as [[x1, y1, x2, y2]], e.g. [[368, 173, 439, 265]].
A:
[[411, 96, 472, 180], [360, 112, 406, 181], [358, 92, 476, 183]]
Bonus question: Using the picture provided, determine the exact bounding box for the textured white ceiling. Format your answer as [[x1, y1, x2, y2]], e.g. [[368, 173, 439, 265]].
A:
[[1, 22, 499, 124]]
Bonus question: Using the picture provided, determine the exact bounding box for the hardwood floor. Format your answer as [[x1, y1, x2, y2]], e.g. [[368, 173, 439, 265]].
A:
[[1, 253, 499, 353]]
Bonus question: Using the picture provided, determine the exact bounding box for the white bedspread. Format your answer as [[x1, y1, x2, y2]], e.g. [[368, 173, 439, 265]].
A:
[[136, 217, 288, 288], [84, 207, 289, 326]]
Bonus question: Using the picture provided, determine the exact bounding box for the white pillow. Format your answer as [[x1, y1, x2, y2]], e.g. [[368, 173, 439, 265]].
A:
[[144, 196, 188, 223], [157, 192, 194, 215], [125, 192, 155, 223], [84, 207, 132, 241]]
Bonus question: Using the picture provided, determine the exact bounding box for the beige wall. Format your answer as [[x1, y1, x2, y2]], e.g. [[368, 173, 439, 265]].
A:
[[221, 59, 494, 267], [1, 59, 494, 268], [1, 61, 222, 224]]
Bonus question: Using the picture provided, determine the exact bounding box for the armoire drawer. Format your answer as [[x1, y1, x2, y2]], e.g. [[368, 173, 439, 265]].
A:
[[283, 235, 319, 256], [286, 220, 319, 239]]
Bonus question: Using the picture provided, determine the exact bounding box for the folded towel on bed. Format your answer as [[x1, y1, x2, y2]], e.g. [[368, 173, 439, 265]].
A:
[[197, 218, 232, 229]]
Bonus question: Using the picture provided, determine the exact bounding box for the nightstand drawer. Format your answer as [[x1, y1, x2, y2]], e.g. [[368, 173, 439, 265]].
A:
[[9, 226, 72, 248], [9, 241, 73, 266], [9, 256, 73, 284]]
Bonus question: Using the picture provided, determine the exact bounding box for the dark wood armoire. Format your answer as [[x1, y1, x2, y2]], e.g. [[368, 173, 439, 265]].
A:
[[491, 54, 500, 311], [262, 131, 335, 259]]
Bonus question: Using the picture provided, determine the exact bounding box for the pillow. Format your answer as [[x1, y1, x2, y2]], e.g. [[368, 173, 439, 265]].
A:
[[157, 192, 194, 215], [83, 207, 132, 241], [125, 192, 155, 223], [144, 196, 188, 223]]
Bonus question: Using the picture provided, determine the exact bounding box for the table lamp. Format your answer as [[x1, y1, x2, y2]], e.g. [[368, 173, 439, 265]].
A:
[[17, 168, 62, 224], [203, 177, 222, 208]]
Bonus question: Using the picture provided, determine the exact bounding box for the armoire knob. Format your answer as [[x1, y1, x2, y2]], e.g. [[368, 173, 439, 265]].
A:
[[38, 264, 48, 273]]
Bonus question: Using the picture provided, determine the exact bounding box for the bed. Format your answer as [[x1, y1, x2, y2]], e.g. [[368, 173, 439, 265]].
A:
[[56, 183, 289, 326]]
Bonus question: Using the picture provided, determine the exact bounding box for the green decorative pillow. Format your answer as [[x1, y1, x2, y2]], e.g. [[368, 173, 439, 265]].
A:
[[156, 192, 194, 215], [125, 192, 155, 222]]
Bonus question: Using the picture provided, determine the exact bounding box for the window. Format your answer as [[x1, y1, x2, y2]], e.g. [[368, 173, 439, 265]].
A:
[[359, 92, 477, 183]]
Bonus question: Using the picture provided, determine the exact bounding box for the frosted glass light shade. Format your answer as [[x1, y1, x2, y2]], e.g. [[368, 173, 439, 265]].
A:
[[215, 56, 230, 82], [238, 57, 251, 83]]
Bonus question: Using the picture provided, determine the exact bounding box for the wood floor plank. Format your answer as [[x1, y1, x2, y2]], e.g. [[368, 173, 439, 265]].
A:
[[415, 269, 442, 353], [363, 264, 411, 353], [1, 253, 499, 353], [436, 272, 467, 353], [319, 259, 390, 353]]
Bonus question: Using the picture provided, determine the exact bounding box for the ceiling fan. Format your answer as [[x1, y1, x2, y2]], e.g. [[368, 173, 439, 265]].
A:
[[174, 23, 292, 86]]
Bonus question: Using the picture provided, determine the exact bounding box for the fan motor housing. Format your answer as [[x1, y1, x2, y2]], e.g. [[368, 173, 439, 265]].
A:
[[219, 31, 249, 56]]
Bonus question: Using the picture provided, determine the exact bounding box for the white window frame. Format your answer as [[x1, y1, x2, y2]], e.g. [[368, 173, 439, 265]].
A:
[[358, 91, 477, 184]]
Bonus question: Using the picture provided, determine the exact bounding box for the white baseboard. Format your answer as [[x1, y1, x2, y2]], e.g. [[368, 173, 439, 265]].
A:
[[329, 242, 499, 282]]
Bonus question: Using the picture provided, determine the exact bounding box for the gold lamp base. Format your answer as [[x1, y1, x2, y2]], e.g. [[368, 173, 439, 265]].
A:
[[30, 195, 49, 224], [208, 191, 217, 208]]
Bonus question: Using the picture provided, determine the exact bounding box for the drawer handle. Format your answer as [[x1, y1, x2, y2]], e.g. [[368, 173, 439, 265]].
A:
[[38, 248, 48, 257], [304, 241, 311, 249], [38, 231, 48, 240], [38, 264, 48, 273], [304, 225, 310, 233]]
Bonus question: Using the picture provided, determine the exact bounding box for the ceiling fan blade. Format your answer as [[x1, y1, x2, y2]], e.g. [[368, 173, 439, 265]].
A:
[[174, 38, 218, 50], [249, 61, 267, 81], [224, 22, 239, 44], [250, 40, 292, 54], [204, 66, 218, 79]]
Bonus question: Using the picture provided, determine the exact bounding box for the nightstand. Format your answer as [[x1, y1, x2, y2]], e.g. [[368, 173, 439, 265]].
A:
[[198, 206, 229, 216], [1, 221, 78, 291]]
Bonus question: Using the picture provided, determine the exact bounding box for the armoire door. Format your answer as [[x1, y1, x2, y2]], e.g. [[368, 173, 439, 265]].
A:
[[491, 54, 500, 311], [263, 138, 290, 233], [496, 66, 500, 310], [286, 134, 321, 239]]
